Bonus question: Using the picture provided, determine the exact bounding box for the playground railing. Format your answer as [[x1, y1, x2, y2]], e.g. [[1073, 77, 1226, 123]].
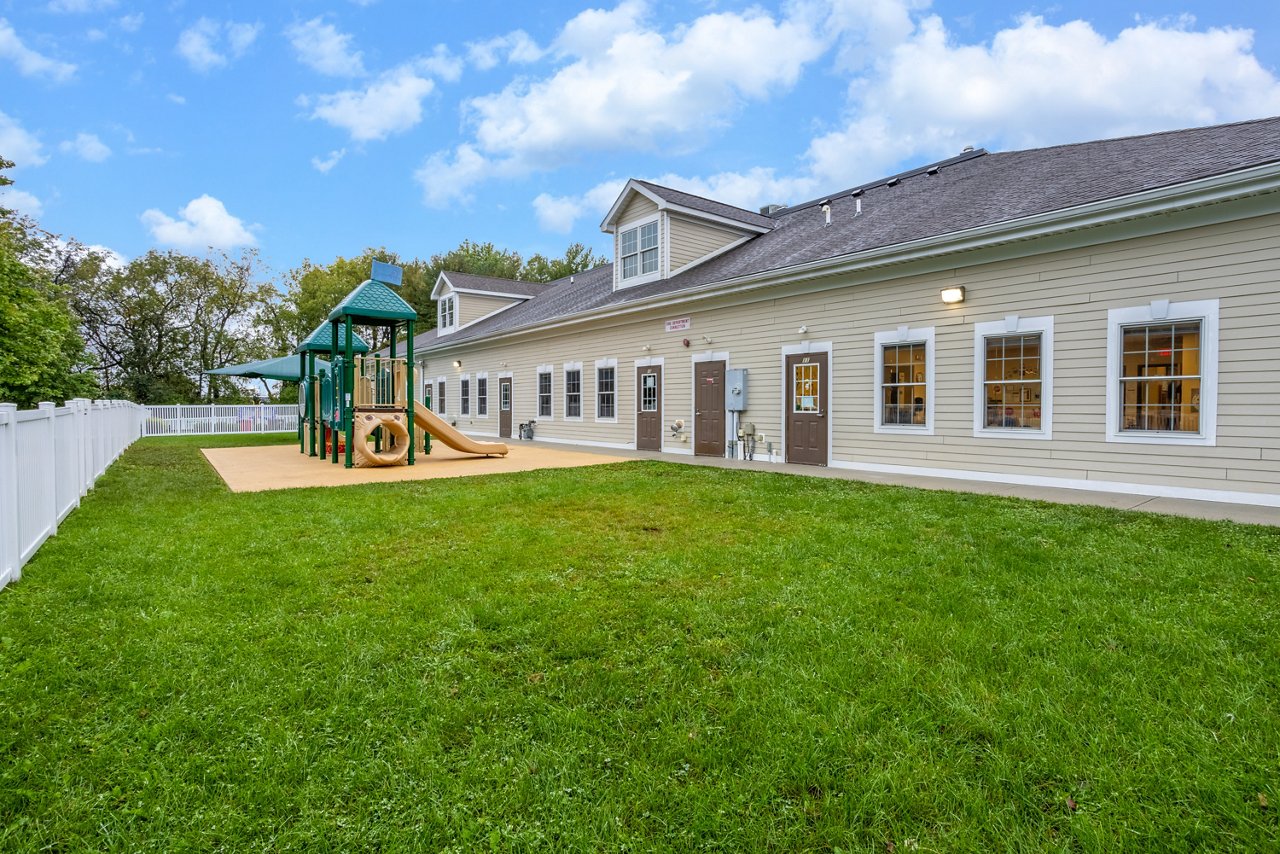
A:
[[1, 399, 147, 592], [143, 404, 299, 437], [353, 357, 407, 409]]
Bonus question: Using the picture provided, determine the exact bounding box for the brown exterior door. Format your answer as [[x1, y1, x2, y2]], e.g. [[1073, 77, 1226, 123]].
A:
[[694, 360, 726, 457], [636, 365, 662, 451], [785, 352, 828, 466], [499, 377, 512, 438]]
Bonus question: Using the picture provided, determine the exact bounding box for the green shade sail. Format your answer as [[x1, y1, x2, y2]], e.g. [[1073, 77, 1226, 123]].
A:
[[205, 355, 331, 382], [295, 321, 371, 354], [327, 279, 417, 324]]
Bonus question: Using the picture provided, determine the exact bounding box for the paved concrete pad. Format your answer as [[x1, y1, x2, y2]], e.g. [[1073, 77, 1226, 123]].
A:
[[202, 442, 628, 493]]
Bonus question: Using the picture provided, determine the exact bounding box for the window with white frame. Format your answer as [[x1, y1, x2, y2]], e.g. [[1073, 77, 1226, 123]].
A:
[[596, 362, 616, 420], [1107, 299, 1218, 445], [436, 378, 446, 414], [873, 326, 935, 434], [973, 316, 1053, 438], [438, 295, 456, 330], [620, 220, 659, 281], [564, 364, 582, 419], [537, 368, 552, 418], [460, 376, 470, 416], [476, 376, 488, 416]]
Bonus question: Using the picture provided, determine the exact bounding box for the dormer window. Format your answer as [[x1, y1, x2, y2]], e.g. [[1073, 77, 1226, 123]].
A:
[[438, 295, 456, 330], [620, 220, 659, 281]]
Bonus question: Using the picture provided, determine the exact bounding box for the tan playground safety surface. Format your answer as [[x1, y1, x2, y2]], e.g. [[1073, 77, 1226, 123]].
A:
[[202, 442, 628, 493]]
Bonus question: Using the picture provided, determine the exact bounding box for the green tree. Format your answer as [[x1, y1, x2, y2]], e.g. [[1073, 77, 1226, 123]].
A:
[[520, 242, 606, 283], [72, 249, 276, 404], [0, 156, 99, 407]]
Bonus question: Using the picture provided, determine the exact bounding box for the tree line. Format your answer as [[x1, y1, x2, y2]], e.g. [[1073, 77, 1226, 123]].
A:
[[0, 157, 604, 408]]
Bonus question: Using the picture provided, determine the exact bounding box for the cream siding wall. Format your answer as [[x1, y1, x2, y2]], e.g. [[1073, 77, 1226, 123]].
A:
[[616, 193, 658, 223], [668, 215, 747, 272], [457, 293, 522, 327], [420, 209, 1280, 498]]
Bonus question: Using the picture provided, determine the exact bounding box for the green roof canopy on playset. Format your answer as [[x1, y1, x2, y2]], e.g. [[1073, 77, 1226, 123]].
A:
[[295, 320, 371, 354], [326, 273, 416, 325], [205, 355, 331, 382]]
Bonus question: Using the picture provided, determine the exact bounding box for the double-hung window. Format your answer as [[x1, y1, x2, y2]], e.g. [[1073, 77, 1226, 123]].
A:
[[436, 379, 446, 414], [973, 316, 1053, 439], [460, 377, 470, 416], [620, 220, 659, 282], [873, 326, 935, 434], [438, 295, 456, 330], [476, 376, 488, 416], [564, 364, 582, 419], [537, 368, 552, 418], [1106, 299, 1218, 445], [596, 361, 616, 421]]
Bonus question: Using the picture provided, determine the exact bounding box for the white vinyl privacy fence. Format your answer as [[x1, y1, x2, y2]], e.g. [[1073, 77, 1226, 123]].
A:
[[1, 399, 146, 591], [143, 404, 298, 437]]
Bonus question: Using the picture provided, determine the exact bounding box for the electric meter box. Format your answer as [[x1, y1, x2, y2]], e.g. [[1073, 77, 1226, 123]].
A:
[[726, 368, 748, 411]]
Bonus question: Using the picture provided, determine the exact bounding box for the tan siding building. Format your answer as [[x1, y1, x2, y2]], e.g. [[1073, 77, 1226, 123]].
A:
[[410, 119, 1280, 508]]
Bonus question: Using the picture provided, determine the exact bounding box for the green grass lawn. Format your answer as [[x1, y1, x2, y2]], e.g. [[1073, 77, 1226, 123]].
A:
[[1, 434, 1277, 852]]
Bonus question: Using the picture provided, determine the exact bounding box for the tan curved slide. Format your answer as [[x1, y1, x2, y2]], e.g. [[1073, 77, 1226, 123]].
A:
[[413, 402, 509, 457], [352, 411, 411, 467]]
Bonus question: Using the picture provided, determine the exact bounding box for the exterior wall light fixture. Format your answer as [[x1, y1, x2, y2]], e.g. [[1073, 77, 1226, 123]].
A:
[[453, 359, 462, 369], [940, 286, 966, 304]]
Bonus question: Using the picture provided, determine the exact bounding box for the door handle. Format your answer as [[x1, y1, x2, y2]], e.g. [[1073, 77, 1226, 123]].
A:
[[817, 411, 826, 418], [695, 410, 701, 415]]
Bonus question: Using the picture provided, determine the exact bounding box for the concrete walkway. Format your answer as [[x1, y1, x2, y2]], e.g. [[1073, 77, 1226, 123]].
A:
[[523, 441, 1280, 527]]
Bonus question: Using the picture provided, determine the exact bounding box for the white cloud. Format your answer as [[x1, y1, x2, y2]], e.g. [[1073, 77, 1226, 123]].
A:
[[304, 64, 436, 142], [47, 0, 117, 12], [416, 44, 464, 83], [117, 13, 143, 33], [532, 180, 626, 233], [85, 243, 126, 269], [287, 17, 365, 77], [176, 18, 261, 73], [86, 28, 106, 42], [167, 93, 186, 105], [417, 0, 827, 205], [141, 195, 257, 250], [59, 132, 111, 162], [311, 148, 346, 173], [802, 14, 1280, 187], [467, 30, 543, 70], [0, 188, 44, 218], [0, 18, 77, 82], [0, 111, 48, 168]]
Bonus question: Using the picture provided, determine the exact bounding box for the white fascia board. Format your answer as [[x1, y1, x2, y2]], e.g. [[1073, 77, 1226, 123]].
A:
[[599, 180, 664, 232], [659, 202, 771, 234], [430, 272, 455, 301], [421, 161, 1280, 354]]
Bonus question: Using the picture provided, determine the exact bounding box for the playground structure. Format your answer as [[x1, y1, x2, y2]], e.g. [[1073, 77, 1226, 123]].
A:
[[295, 261, 507, 468]]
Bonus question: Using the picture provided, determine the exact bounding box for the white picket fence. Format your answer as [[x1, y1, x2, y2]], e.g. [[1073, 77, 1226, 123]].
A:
[[1, 399, 146, 591], [143, 404, 298, 437]]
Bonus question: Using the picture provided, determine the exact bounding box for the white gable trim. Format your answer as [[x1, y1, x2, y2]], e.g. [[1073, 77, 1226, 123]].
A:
[[600, 179, 772, 235]]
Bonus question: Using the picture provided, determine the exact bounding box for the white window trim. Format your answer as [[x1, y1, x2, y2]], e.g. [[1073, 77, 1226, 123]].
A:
[[973, 315, 1054, 440], [536, 363, 554, 421], [1106, 298, 1218, 446], [435, 375, 448, 415], [459, 373, 471, 417], [873, 326, 935, 435], [475, 371, 489, 418], [616, 215, 662, 289], [563, 361, 584, 422], [437, 295, 457, 334], [594, 357, 619, 423]]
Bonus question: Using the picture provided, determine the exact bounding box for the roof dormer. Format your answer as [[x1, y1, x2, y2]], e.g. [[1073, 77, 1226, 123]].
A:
[[600, 179, 774, 291], [430, 272, 544, 336]]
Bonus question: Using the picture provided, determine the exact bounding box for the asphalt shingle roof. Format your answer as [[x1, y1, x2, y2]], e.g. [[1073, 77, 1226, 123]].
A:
[[413, 116, 1280, 353], [441, 271, 549, 297], [633, 180, 777, 230]]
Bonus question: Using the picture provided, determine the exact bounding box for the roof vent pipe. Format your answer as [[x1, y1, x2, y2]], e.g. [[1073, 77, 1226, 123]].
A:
[[820, 201, 831, 226], [855, 198, 862, 216]]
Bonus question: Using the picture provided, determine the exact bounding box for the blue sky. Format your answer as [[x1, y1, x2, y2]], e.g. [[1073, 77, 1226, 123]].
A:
[[2, 0, 1278, 276]]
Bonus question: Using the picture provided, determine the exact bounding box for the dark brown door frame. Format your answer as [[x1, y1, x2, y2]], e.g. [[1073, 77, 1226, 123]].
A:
[[636, 362, 663, 451], [783, 348, 830, 466], [498, 375, 513, 438], [693, 357, 727, 457]]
